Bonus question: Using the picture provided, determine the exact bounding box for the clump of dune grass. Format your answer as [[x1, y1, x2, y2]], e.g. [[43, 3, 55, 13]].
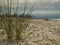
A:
[[0, 0, 35, 45], [0, 0, 13, 41]]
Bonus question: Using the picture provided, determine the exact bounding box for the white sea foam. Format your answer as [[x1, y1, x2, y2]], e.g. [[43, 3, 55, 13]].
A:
[[50, 19, 60, 20]]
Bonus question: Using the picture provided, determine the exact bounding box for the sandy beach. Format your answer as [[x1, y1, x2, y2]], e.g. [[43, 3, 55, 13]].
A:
[[0, 19, 60, 45]]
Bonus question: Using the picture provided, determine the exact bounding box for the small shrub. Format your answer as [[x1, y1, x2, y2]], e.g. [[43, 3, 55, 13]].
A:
[[44, 18, 49, 21]]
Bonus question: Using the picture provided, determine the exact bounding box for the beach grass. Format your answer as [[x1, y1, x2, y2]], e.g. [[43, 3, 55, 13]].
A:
[[0, 0, 34, 45]]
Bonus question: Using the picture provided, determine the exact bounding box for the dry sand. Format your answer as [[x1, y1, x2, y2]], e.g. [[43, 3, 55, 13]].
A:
[[0, 19, 60, 45]]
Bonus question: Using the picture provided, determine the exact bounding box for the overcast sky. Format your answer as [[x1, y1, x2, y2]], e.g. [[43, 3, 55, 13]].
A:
[[0, 0, 60, 14]]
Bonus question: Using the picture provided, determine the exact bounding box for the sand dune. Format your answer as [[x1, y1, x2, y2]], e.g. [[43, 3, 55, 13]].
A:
[[0, 19, 60, 45]]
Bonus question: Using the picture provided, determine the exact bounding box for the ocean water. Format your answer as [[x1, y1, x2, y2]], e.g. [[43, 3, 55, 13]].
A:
[[3, 8, 60, 19], [32, 14, 60, 19], [32, 10, 60, 19]]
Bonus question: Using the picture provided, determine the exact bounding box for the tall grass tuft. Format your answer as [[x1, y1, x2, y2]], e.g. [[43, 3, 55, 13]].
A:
[[1, 0, 13, 41], [14, 0, 19, 15], [0, 0, 35, 45]]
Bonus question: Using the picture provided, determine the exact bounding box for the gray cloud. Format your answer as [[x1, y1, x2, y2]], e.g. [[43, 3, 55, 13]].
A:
[[0, 0, 60, 11]]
